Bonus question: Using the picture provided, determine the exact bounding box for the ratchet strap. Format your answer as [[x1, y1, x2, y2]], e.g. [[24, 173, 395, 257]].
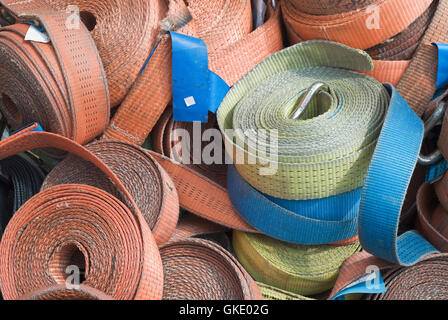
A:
[[282, 0, 436, 86], [233, 231, 361, 296], [217, 41, 388, 244], [330, 252, 448, 300], [160, 238, 262, 300], [103, 0, 282, 144], [0, 0, 109, 144], [41, 140, 179, 245], [0, 124, 163, 300]]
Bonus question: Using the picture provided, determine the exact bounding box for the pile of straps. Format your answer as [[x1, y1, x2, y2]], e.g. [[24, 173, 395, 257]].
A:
[[1, 0, 448, 300]]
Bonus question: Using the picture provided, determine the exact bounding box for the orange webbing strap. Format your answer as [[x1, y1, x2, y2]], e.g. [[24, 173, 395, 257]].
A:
[[147, 150, 257, 233], [102, 36, 172, 144], [102, 0, 283, 145], [282, 0, 434, 86], [20, 284, 114, 300], [43, 0, 168, 108], [364, 60, 411, 86], [329, 252, 393, 300], [41, 140, 180, 245], [0, 0, 109, 144], [397, 0, 448, 116], [160, 238, 262, 300], [0, 126, 163, 300], [281, 0, 433, 50]]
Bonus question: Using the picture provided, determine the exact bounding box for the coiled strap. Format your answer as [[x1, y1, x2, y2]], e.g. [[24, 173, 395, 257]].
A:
[[103, 0, 283, 145], [281, 0, 436, 86], [217, 40, 388, 200], [160, 238, 262, 300], [257, 283, 313, 301], [0, 0, 109, 144], [0, 155, 43, 212], [20, 284, 113, 300], [331, 252, 448, 300], [43, 0, 167, 107], [41, 140, 179, 245], [233, 231, 361, 297], [0, 155, 44, 235], [397, 0, 448, 116], [358, 84, 438, 266]]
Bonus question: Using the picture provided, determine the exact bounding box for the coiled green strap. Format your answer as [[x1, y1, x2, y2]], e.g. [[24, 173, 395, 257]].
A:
[[233, 231, 361, 296], [217, 40, 389, 200]]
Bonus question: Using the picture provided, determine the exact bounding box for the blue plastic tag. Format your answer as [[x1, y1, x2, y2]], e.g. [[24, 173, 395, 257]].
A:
[[169, 31, 230, 122]]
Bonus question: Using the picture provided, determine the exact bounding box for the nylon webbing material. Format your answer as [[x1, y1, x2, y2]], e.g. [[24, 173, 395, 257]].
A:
[[281, 0, 437, 86], [232, 231, 361, 296], [227, 165, 360, 245], [0, 126, 164, 300], [217, 41, 389, 201], [0, 0, 109, 144], [0, 154, 44, 236], [217, 40, 388, 245], [358, 84, 438, 266]]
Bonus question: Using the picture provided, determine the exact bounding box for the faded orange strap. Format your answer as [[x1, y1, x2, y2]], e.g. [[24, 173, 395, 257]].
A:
[[41, 140, 180, 245]]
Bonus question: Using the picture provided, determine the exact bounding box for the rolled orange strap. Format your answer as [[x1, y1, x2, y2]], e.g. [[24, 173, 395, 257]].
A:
[[41, 140, 180, 245], [397, 0, 448, 116], [0, 125, 163, 300], [0, 0, 109, 144]]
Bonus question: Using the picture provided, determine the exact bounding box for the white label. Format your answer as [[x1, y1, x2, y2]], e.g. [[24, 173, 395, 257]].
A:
[[184, 96, 196, 107], [24, 25, 50, 44]]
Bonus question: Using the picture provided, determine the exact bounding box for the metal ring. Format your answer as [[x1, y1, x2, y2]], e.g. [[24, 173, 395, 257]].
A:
[[418, 101, 447, 166], [290, 82, 329, 120]]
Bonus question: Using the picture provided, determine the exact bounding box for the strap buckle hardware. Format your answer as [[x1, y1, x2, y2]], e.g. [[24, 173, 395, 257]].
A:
[[290, 82, 329, 120], [418, 101, 447, 166]]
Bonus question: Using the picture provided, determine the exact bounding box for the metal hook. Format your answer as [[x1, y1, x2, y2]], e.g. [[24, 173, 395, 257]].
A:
[[290, 82, 329, 120], [418, 101, 447, 166]]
